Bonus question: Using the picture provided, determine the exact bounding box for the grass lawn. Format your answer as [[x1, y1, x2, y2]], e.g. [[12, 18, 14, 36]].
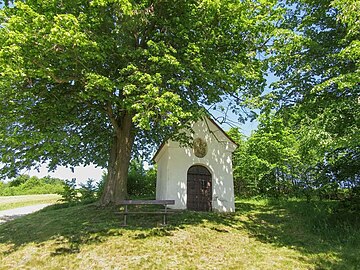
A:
[[0, 194, 62, 211], [0, 198, 359, 269]]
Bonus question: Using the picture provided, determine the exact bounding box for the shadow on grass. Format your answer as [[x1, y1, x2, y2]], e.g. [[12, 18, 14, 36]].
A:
[[235, 199, 360, 270], [0, 199, 359, 269], [0, 203, 119, 255], [0, 202, 236, 256]]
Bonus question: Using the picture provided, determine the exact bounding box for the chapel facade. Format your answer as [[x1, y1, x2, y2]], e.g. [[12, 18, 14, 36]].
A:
[[153, 117, 237, 212]]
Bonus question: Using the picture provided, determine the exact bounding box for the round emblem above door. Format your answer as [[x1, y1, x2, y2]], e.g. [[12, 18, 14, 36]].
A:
[[193, 138, 207, 158]]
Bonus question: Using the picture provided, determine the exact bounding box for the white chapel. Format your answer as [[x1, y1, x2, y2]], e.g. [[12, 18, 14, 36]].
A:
[[153, 117, 237, 212]]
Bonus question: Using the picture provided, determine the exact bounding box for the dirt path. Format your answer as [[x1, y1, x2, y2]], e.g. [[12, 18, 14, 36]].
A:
[[0, 204, 52, 224]]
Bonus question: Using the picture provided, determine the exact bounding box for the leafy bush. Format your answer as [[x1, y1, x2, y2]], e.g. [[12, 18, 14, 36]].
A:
[[57, 159, 155, 204], [59, 178, 102, 204], [127, 159, 156, 198], [96, 172, 106, 199], [338, 187, 360, 215], [8, 175, 30, 187], [59, 179, 78, 203], [98, 160, 156, 199], [79, 179, 98, 203], [0, 175, 64, 196]]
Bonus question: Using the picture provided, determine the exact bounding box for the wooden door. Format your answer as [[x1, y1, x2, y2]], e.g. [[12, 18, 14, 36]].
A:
[[187, 165, 212, 211]]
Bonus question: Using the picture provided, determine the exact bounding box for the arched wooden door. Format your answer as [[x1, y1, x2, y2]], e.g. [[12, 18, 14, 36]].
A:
[[187, 165, 212, 211]]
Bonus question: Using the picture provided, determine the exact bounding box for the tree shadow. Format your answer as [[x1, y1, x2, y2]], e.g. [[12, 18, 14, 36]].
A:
[[0, 203, 119, 255], [0, 202, 236, 256], [235, 200, 360, 269], [1, 199, 359, 269]]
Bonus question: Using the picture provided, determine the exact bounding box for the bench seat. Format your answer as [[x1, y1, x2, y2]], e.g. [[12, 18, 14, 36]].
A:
[[116, 199, 175, 226]]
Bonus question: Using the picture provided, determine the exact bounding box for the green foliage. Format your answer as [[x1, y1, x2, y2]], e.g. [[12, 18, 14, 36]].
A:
[[8, 174, 30, 187], [0, 0, 282, 180], [268, 0, 359, 180], [97, 159, 156, 198], [235, 0, 359, 200], [127, 159, 156, 197], [0, 175, 64, 196], [79, 179, 98, 203], [59, 178, 102, 204], [227, 128, 258, 197], [96, 171, 107, 199], [59, 179, 78, 204], [228, 114, 305, 198], [228, 111, 359, 201], [338, 187, 360, 215]]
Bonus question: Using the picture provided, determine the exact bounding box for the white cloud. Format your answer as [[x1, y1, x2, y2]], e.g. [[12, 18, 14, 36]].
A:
[[24, 164, 104, 185]]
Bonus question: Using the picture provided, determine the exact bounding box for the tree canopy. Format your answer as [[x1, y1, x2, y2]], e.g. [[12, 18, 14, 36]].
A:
[[2, 0, 357, 204], [273, 0, 359, 186], [0, 0, 281, 203], [268, 0, 359, 153], [230, 0, 359, 199]]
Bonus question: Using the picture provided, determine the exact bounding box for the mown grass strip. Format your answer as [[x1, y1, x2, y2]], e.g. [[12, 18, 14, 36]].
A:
[[0, 194, 61, 211]]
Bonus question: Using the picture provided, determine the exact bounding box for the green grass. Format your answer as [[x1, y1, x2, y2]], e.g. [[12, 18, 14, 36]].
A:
[[0, 194, 61, 211], [0, 198, 359, 269]]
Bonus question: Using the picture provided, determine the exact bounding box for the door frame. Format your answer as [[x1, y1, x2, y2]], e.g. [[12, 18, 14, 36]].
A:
[[186, 164, 212, 211]]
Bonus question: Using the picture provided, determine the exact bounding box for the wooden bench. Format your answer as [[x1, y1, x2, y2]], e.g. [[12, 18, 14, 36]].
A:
[[116, 200, 175, 226]]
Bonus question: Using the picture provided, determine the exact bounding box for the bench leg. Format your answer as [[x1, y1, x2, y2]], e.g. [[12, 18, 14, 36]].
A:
[[163, 205, 167, 225], [123, 205, 127, 226]]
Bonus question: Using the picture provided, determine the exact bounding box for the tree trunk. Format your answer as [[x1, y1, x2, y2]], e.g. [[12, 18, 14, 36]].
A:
[[99, 113, 134, 205]]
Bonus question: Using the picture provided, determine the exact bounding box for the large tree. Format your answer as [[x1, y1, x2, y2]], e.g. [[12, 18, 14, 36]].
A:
[[228, 112, 309, 198], [263, 0, 359, 187], [0, 0, 281, 204]]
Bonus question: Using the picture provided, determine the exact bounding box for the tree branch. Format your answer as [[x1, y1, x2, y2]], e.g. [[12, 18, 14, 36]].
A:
[[106, 103, 120, 132], [32, 59, 77, 84]]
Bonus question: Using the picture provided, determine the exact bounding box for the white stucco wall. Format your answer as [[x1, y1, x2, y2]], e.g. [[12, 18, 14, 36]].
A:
[[155, 144, 169, 201], [155, 118, 236, 212]]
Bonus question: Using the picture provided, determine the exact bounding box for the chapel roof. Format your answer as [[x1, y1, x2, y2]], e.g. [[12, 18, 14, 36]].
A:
[[152, 116, 237, 162]]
